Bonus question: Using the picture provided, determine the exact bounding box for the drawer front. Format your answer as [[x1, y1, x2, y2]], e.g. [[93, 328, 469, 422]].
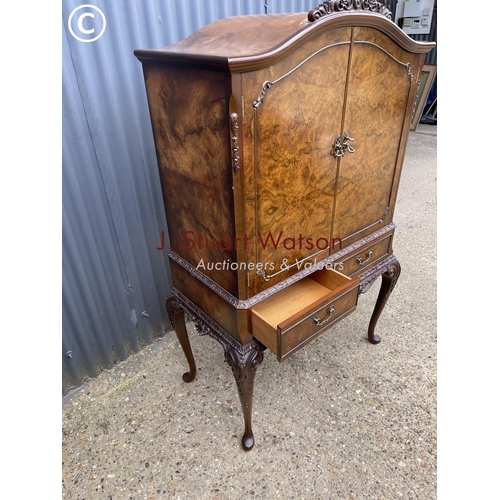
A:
[[338, 234, 392, 277], [278, 283, 359, 361]]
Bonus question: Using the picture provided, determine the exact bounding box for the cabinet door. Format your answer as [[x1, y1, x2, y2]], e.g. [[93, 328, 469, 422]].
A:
[[242, 29, 351, 295], [333, 28, 416, 247]]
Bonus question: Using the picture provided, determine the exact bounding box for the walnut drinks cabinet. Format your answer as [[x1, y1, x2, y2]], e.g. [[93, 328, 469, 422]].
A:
[[134, 3, 434, 451]]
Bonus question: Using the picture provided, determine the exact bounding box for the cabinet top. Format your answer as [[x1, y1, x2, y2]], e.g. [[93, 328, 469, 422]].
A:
[[135, 8, 435, 72]]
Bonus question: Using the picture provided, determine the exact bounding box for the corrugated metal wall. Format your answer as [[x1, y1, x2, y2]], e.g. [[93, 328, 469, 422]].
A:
[[410, 10, 437, 66], [62, 0, 436, 395], [62, 0, 316, 395], [382, 0, 437, 64], [385, 0, 437, 122]]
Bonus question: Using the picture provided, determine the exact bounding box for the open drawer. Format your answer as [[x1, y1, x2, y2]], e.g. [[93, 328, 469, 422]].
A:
[[250, 269, 360, 361]]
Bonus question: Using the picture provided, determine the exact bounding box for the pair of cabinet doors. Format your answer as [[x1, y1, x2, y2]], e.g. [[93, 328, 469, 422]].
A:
[[239, 26, 419, 295]]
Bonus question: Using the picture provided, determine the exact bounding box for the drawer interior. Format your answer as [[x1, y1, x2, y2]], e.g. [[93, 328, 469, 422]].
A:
[[250, 269, 358, 357]]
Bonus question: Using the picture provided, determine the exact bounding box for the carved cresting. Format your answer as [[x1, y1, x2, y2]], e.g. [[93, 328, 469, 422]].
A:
[[308, 0, 392, 22]]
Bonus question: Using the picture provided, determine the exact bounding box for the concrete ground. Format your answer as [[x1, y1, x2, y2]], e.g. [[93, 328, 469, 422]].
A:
[[62, 124, 437, 499]]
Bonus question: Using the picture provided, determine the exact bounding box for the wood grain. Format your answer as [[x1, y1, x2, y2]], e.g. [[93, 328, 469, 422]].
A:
[[251, 278, 331, 328], [339, 233, 392, 277], [136, 12, 435, 450], [309, 268, 353, 290], [170, 259, 253, 344], [333, 28, 420, 245], [279, 286, 359, 360], [134, 13, 435, 73], [242, 27, 352, 296], [250, 269, 359, 360], [143, 64, 239, 296]]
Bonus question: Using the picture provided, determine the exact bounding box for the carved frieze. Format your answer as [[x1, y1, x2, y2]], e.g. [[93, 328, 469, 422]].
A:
[[170, 288, 265, 357], [168, 223, 395, 309], [358, 254, 399, 294]]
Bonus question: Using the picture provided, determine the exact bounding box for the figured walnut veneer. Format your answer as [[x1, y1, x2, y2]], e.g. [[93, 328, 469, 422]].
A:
[[135, 9, 434, 451]]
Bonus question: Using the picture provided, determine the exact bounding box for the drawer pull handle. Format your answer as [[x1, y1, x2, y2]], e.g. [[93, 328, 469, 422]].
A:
[[356, 250, 373, 266], [313, 305, 335, 326]]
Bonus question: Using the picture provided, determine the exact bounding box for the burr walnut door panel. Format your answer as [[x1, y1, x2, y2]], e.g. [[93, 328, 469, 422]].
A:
[[242, 29, 352, 295], [333, 33, 415, 246]]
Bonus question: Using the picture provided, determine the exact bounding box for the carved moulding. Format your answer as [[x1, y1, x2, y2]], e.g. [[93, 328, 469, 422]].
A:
[[253, 42, 350, 109], [170, 288, 265, 358], [168, 222, 395, 309], [253, 40, 411, 113], [169, 289, 266, 451], [358, 254, 401, 294], [308, 0, 392, 22]]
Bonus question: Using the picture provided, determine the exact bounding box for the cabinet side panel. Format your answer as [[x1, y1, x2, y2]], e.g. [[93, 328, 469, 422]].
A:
[[170, 260, 252, 345], [143, 64, 238, 296]]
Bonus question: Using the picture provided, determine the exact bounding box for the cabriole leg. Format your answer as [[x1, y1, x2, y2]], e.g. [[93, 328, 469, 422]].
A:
[[367, 258, 401, 344], [225, 343, 265, 451], [166, 297, 197, 383]]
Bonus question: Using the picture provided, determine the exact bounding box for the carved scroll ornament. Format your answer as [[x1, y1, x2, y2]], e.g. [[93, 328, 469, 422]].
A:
[[308, 0, 392, 22]]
